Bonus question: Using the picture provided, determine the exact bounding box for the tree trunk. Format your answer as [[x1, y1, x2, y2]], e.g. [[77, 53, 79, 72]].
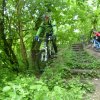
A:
[[16, 0, 29, 69], [0, 0, 19, 72], [18, 23, 29, 69], [31, 16, 42, 74]]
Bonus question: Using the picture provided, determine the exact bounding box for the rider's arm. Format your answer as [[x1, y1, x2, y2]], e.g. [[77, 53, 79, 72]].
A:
[[36, 22, 44, 36], [52, 20, 57, 35]]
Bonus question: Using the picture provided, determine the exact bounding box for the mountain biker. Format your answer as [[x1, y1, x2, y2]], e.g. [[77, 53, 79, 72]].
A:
[[92, 31, 100, 48], [35, 12, 57, 54], [94, 31, 100, 40]]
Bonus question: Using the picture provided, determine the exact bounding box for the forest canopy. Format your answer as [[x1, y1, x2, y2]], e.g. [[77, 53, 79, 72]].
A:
[[0, 0, 100, 72]]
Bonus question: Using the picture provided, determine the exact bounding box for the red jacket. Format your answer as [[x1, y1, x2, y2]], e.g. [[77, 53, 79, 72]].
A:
[[95, 32, 100, 36]]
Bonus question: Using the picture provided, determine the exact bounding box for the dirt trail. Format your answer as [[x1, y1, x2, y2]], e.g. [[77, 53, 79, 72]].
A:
[[84, 45, 100, 100], [84, 44, 100, 60], [89, 78, 100, 100]]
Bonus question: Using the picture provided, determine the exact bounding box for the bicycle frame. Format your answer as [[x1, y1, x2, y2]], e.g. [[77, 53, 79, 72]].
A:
[[92, 39, 100, 49], [39, 36, 53, 62]]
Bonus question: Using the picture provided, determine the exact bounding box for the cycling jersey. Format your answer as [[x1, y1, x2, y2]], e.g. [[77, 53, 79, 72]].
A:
[[36, 20, 57, 37]]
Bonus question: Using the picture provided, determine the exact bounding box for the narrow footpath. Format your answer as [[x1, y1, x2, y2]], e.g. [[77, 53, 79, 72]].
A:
[[89, 78, 100, 100], [84, 45, 100, 100]]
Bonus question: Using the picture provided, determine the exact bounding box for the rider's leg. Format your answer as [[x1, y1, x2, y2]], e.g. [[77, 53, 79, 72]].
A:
[[52, 38, 57, 53], [46, 33, 52, 58]]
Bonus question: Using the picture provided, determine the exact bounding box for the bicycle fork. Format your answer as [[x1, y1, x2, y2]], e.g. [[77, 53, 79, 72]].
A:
[[41, 42, 48, 62]]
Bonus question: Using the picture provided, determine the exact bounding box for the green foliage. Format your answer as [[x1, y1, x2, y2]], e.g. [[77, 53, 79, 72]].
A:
[[1, 44, 98, 100], [1, 0, 100, 99], [0, 75, 86, 100], [1, 0, 100, 70], [63, 49, 100, 69]]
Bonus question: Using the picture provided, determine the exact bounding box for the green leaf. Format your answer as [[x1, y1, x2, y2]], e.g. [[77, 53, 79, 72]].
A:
[[2, 86, 11, 92]]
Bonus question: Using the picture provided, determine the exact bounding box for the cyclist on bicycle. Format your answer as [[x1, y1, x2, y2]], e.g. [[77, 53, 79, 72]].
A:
[[35, 12, 57, 54], [92, 31, 100, 49]]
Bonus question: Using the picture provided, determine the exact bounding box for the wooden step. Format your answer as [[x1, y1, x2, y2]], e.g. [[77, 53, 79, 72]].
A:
[[72, 43, 84, 51]]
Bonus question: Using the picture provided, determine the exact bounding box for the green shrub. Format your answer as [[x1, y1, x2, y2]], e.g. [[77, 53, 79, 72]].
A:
[[1, 75, 86, 100]]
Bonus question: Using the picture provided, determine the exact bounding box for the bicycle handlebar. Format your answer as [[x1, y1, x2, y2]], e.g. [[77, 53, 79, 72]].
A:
[[37, 36, 53, 41]]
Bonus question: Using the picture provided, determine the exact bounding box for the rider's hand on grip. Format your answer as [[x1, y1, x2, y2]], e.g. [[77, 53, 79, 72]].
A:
[[35, 36, 39, 41]]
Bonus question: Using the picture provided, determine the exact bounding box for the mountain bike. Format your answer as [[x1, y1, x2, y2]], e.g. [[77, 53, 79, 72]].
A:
[[39, 35, 55, 62], [37, 35, 55, 72], [92, 39, 100, 52]]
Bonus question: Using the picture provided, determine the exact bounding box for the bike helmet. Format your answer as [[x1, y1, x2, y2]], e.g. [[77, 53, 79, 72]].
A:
[[42, 12, 51, 22]]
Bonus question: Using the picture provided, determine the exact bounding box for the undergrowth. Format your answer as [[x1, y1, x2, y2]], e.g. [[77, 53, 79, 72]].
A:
[[0, 69, 93, 100], [1, 45, 99, 100]]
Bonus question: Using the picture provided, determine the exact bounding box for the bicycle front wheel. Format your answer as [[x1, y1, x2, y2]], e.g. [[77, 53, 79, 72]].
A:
[[48, 41, 55, 58]]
